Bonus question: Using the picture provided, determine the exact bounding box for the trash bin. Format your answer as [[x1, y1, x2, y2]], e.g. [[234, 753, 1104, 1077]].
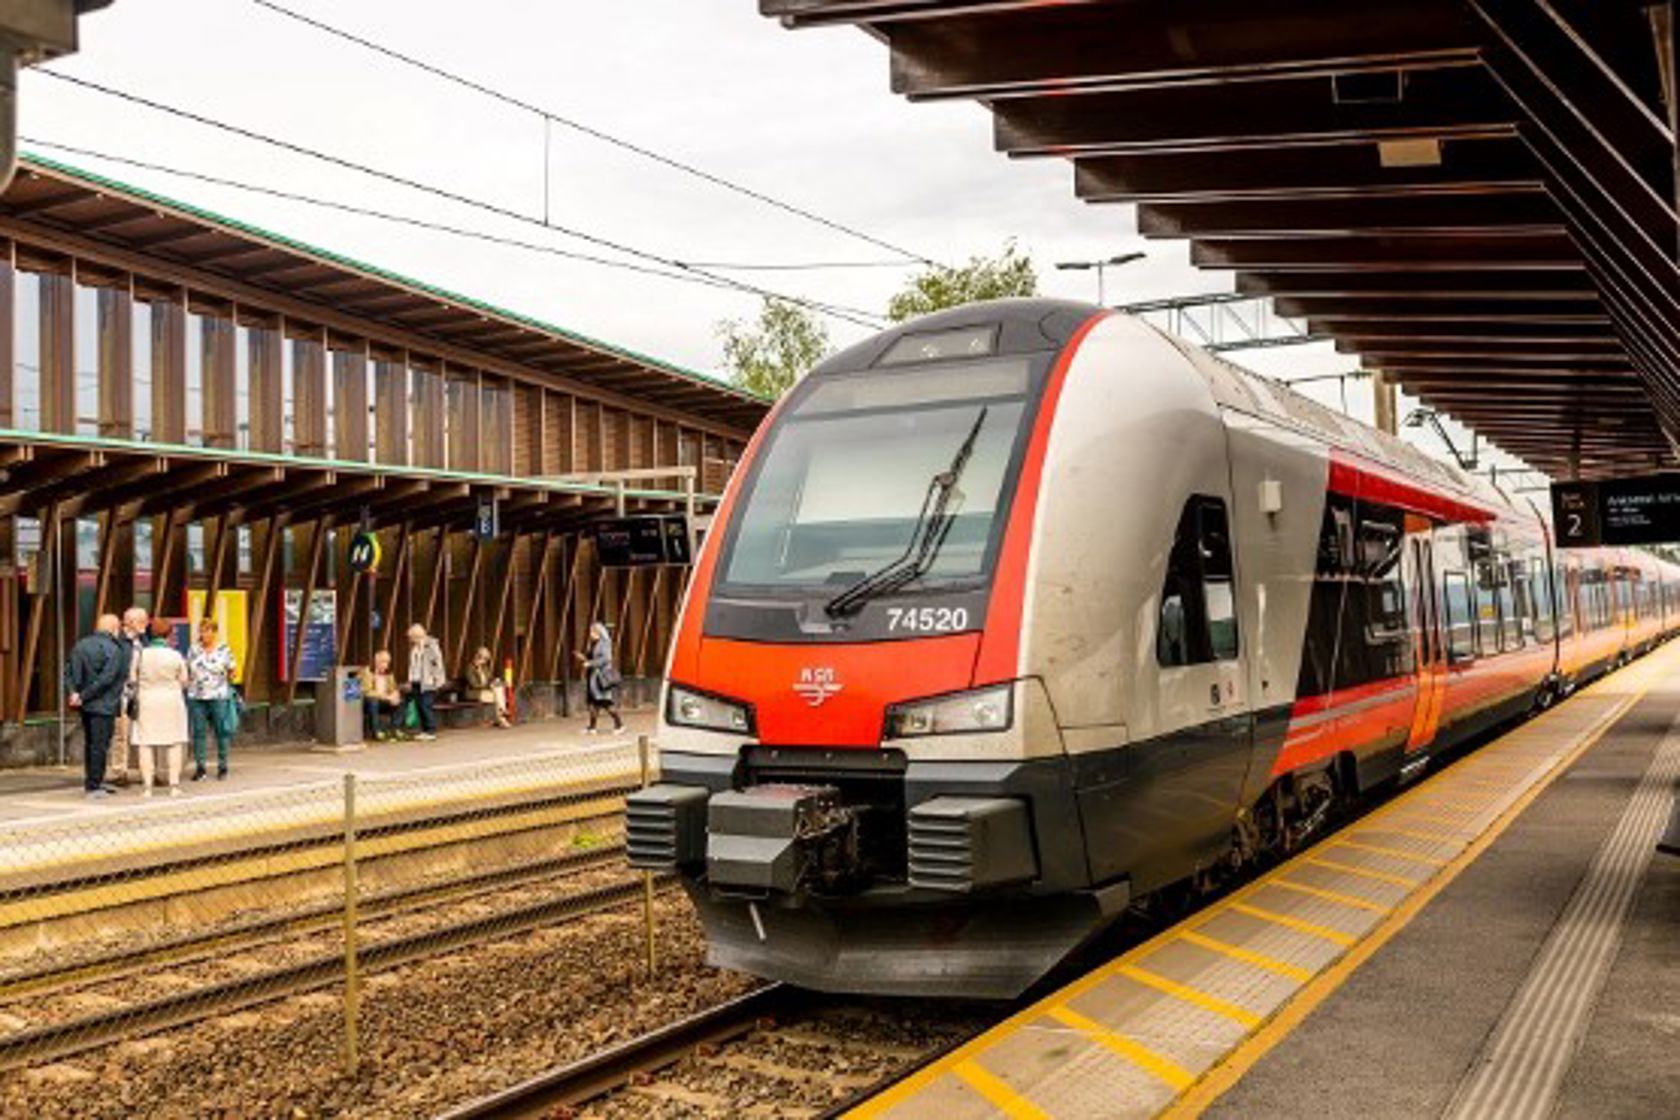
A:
[[315, 666, 365, 748]]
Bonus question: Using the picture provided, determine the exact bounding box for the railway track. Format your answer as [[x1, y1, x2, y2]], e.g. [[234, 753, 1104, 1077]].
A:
[[442, 983, 998, 1120], [0, 866, 679, 1072]]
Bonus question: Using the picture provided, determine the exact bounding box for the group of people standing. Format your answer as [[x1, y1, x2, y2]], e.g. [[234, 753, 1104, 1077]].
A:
[[64, 609, 240, 800], [360, 621, 623, 741]]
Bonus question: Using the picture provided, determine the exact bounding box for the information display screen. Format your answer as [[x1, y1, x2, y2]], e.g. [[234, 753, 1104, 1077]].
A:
[[1551, 474, 1680, 546], [596, 515, 691, 567]]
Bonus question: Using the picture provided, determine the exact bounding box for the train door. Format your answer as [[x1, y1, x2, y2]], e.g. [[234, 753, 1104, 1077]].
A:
[[1404, 527, 1446, 755]]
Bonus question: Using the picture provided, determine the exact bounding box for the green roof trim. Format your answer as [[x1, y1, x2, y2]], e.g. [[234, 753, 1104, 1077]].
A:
[[15, 152, 772, 409]]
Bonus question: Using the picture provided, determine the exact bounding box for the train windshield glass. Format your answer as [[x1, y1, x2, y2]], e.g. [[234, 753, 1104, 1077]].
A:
[[720, 359, 1033, 594]]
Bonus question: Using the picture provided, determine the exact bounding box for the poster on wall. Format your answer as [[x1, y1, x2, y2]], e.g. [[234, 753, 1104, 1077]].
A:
[[279, 588, 338, 682], [186, 590, 250, 683]]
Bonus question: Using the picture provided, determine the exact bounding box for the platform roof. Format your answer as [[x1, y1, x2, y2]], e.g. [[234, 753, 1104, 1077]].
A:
[[3, 156, 770, 432], [762, 0, 1680, 480]]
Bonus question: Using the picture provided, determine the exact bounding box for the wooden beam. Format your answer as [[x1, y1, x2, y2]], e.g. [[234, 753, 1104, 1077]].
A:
[[548, 537, 585, 684], [14, 504, 58, 722], [242, 513, 287, 688], [423, 525, 448, 632], [152, 505, 182, 618], [488, 534, 520, 669], [450, 533, 486, 676], [381, 521, 414, 654], [518, 533, 556, 686]]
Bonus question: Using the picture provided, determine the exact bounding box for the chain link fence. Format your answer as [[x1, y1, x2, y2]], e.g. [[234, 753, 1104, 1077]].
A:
[[0, 737, 658, 1077]]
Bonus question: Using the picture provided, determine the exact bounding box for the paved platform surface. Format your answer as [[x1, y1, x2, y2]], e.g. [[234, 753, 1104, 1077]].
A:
[[0, 707, 656, 885], [0, 708, 655, 824], [852, 642, 1680, 1120]]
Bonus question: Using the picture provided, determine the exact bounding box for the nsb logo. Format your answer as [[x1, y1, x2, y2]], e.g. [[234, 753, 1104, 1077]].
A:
[[792, 667, 843, 707]]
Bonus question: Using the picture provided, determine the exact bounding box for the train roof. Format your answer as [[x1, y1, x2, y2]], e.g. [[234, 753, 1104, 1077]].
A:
[[1145, 319, 1522, 520]]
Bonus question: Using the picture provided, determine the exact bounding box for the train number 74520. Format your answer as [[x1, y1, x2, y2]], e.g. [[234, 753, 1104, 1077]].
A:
[[885, 606, 970, 633]]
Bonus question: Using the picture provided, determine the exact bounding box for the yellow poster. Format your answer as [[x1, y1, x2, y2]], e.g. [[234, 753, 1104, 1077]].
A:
[[186, 589, 250, 685]]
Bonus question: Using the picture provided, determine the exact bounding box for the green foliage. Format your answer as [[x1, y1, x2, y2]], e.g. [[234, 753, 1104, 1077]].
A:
[[718, 298, 832, 399], [886, 242, 1038, 322]]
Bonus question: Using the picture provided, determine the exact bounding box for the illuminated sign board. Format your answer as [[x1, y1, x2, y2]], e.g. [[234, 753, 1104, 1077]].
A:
[[1551, 474, 1680, 547]]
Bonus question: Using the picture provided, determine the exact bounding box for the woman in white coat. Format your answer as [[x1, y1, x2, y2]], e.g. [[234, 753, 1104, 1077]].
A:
[[132, 617, 189, 797]]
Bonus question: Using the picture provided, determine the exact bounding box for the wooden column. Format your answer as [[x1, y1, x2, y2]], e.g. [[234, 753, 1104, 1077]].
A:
[[293, 334, 327, 457], [549, 537, 585, 683], [247, 324, 284, 453], [97, 286, 133, 438], [38, 272, 74, 434], [374, 357, 408, 466], [153, 300, 187, 444], [201, 315, 237, 449], [333, 347, 368, 461]]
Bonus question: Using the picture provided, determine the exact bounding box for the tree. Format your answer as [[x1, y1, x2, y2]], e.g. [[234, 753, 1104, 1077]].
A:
[[718, 297, 831, 399], [886, 242, 1038, 322]]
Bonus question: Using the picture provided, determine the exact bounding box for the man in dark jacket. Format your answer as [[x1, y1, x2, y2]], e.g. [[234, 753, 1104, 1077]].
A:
[[65, 614, 130, 799]]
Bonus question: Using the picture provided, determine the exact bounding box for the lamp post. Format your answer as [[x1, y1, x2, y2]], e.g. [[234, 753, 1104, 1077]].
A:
[[1055, 251, 1146, 305]]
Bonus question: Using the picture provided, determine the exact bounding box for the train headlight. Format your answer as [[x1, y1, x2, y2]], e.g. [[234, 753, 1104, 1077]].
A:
[[666, 684, 754, 735], [884, 683, 1014, 739]]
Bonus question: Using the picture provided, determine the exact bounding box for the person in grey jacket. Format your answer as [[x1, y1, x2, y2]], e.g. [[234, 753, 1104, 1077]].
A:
[[405, 624, 446, 741], [64, 614, 130, 799], [574, 621, 623, 734]]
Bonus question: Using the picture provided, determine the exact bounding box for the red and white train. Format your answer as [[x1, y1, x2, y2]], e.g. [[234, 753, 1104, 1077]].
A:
[[628, 300, 1680, 998]]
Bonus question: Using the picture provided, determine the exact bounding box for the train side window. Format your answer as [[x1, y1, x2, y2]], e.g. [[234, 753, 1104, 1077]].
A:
[[1156, 495, 1239, 667], [1443, 570, 1475, 662]]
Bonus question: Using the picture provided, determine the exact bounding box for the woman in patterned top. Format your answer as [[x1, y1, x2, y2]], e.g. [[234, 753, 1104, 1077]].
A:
[[186, 618, 237, 781]]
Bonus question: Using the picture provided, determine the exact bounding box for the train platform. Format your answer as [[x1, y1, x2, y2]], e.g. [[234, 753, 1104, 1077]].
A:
[[0, 708, 654, 898], [851, 642, 1680, 1120]]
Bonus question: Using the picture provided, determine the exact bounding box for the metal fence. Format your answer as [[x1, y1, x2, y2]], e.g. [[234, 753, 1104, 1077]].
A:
[[0, 738, 659, 1076]]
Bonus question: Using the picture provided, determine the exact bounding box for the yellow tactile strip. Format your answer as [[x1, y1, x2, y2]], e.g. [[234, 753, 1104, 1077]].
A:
[[851, 644, 1679, 1120]]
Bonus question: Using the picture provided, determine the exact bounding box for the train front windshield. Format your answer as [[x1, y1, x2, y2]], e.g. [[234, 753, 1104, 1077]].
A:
[[720, 358, 1035, 596]]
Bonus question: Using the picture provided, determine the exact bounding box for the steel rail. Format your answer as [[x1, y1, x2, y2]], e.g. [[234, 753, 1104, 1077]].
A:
[[437, 983, 805, 1120], [0, 874, 676, 1071], [0, 842, 628, 1004]]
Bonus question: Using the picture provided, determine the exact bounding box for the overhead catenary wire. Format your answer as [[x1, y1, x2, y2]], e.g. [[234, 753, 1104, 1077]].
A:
[[20, 137, 763, 296], [249, 0, 942, 269], [32, 69, 888, 329]]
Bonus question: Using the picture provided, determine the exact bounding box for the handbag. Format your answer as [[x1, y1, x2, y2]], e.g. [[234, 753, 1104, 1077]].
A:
[[222, 687, 246, 738], [125, 648, 143, 722]]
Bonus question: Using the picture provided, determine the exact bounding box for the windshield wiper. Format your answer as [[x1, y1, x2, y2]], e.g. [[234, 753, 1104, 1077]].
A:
[[823, 406, 989, 619]]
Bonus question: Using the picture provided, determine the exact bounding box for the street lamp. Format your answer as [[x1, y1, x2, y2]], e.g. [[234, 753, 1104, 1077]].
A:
[[1055, 251, 1146, 305]]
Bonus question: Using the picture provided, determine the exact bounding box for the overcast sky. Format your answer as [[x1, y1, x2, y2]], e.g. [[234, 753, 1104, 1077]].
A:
[[22, 0, 1535, 482]]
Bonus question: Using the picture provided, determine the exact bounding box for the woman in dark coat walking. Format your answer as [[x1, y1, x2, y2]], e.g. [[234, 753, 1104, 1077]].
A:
[[575, 621, 623, 734]]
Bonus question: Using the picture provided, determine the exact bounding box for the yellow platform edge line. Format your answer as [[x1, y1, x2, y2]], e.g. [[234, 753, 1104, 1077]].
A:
[[1177, 929, 1314, 984], [845, 649, 1666, 1120], [1304, 856, 1420, 888], [1265, 877, 1391, 914], [1160, 664, 1658, 1118], [1046, 1005, 1195, 1091], [952, 1059, 1052, 1120], [1117, 964, 1264, 1028]]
